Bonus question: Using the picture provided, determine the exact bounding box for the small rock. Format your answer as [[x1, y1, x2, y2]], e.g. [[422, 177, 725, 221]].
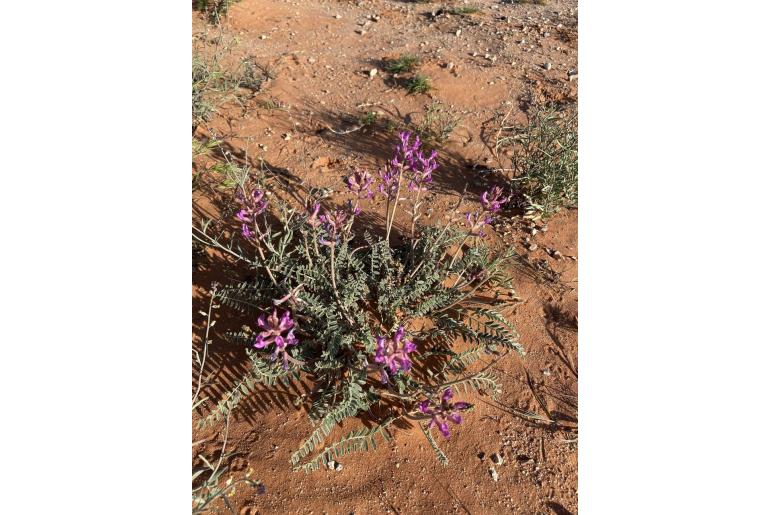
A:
[[528, 244, 538, 252], [308, 57, 316, 64], [491, 453, 504, 465], [334, 462, 343, 471], [282, 133, 291, 141], [312, 156, 331, 169], [455, 29, 462, 36], [447, 62, 455, 70], [260, 35, 267, 40], [569, 73, 578, 81], [355, 28, 366, 35], [335, 14, 342, 19], [477, 452, 486, 461], [530, 228, 538, 235], [327, 460, 337, 470], [369, 68, 378, 78], [544, 62, 552, 70], [489, 467, 499, 482]]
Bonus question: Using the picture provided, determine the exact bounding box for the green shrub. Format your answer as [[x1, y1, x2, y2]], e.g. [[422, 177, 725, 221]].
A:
[[194, 132, 524, 471]]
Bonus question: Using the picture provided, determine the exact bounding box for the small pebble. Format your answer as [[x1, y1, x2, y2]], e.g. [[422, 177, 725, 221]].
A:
[[369, 68, 378, 78], [544, 62, 552, 70], [492, 453, 504, 465], [489, 467, 499, 481]]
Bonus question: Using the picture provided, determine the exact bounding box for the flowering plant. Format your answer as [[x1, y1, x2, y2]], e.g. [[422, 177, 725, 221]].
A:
[[193, 132, 523, 471]]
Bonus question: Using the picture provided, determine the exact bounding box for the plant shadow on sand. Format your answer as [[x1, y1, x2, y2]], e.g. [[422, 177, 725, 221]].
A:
[[301, 100, 510, 200]]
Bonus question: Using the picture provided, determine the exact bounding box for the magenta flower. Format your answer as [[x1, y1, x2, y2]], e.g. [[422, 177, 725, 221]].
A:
[[346, 199, 362, 216], [235, 188, 268, 239], [373, 326, 417, 383], [408, 148, 437, 192], [378, 168, 399, 200], [480, 186, 510, 213], [465, 211, 493, 237], [254, 309, 298, 370], [346, 169, 374, 199], [418, 388, 470, 439], [395, 131, 422, 165], [318, 209, 349, 246], [377, 131, 439, 197]]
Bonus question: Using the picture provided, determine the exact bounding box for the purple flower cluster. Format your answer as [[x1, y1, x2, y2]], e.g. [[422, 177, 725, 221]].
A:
[[465, 211, 493, 237], [235, 189, 268, 239], [254, 309, 298, 370], [480, 186, 510, 213], [346, 169, 374, 199], [374, 326, 417, 383], [318, 209, 349, 246], [464, 186, 511, 237], [418, 388, 470, 439], [377, 131, 438, 197], [378, 168, 399, 200]]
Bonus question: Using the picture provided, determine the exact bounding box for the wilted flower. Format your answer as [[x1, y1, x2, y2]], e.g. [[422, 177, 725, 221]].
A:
[[418, 388, 470, 439], [465, 265, 488, 284], [254, 309, 298, 370], [305, 202, 321, 228], [346, 169, 374, 199], [465, 211, 493, 237], [480, 186, 510, 213], [374, 326, 417, 383]]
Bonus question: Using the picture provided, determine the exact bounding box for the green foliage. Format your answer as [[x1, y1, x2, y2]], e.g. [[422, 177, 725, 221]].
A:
[[194, 135, 525, 471], [411, 101, 461, 146], [385, 54, 420, 74], [406, 74, 432, 94], [192, 42, 269, 130], [496, 104, 577, 219], [192, 414, 262, 513], [300, 417, 394, 472]]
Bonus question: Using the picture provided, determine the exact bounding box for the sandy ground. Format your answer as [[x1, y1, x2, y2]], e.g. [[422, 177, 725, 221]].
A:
[[193, 0, 577, 513]]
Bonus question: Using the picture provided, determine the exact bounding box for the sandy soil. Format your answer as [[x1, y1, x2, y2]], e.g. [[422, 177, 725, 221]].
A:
[[193, 1, 577, 513]]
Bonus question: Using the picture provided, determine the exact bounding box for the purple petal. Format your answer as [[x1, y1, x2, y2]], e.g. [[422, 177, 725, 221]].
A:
[[448, 413, 463, 425], [442, 388, 454, 403], [257, 314, 267, 329], [438, 421, 450, 439]]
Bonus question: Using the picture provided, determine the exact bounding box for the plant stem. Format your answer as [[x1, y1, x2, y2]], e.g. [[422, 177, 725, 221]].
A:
[[252, 223, 278, 286], [385, 168, 404, 246], [192, 287, 217, 408]]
